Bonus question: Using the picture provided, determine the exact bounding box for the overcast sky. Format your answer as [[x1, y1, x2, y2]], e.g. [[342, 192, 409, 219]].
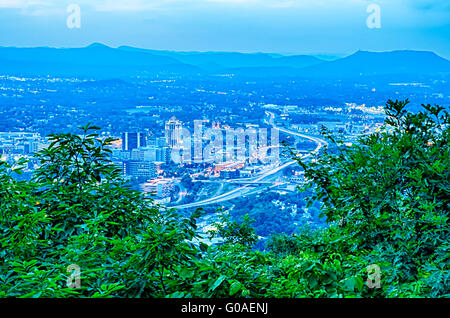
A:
[[0, 0, 449, 58]]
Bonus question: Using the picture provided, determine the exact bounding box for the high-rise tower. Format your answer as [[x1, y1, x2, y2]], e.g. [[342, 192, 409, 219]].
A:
[[164, 119, 183, 148], [122, 132, 146, 151]]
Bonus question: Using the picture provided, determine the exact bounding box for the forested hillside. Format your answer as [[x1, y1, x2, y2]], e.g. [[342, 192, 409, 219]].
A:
[[0, 100, 448, 298]]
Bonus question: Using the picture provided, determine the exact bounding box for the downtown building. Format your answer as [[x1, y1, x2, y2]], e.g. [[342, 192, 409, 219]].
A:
[[122, 132, 146, 152], [122, 160, 157, 181], [165, 119, 183, 148]]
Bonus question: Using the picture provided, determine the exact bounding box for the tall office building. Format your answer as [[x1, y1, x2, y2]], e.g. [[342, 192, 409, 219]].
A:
[[164, 119, 183, 148], [122, 132, 146, 152]]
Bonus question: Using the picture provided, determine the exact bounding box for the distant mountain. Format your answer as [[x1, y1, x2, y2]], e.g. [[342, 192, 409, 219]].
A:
[[0, 44, 449, 79], [117, 46, 324, 70], [0, 43, 200, 78], [300, 50, 450, 78]]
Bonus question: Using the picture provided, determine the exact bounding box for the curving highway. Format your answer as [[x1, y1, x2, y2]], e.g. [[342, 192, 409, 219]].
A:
[[171, 112, 327, 210]]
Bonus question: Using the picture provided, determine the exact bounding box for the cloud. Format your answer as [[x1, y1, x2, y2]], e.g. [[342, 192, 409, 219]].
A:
[[407, 0, 450, 11], [0, 0, 51, 8], [90, 0, 159, 12], [2, 0, 449, 23], [0, 0, 24, 8], [0, 0, 369, 12], [3, 0, 449, 12], [81, 0, 294, 13]]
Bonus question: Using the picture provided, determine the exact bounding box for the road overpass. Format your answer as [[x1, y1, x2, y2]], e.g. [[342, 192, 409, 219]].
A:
[[170, 112, 327, 210]]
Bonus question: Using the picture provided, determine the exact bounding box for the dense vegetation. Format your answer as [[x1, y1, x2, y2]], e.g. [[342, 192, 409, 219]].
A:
[[227, 190, 325, 239], [0, 100, 448, 298]]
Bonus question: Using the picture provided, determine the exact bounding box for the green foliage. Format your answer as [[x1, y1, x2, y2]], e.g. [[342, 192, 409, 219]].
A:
[[208, 213, 258, 248], [266, 233, 303, 256], [1, 101, 448, 299], [293, 100, 449, 297], [0, 124, 203, 298], [227, 190, 325, 238]]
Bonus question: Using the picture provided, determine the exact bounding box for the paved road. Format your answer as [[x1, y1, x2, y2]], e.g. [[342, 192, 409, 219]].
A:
[[171, 112, 327, 210]]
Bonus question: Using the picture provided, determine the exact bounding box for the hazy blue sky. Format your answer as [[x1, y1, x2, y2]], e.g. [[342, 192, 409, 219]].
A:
[[0, 0, 449, 58]]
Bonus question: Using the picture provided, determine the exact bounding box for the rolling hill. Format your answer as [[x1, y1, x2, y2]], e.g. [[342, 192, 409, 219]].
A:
[[1, 44, 449, 79]]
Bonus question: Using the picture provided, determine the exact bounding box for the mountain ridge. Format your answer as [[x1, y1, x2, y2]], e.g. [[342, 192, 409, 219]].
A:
[[0, 43, 449, 79]]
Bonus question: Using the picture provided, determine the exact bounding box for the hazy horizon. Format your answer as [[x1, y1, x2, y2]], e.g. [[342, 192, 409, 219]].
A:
[[1, 42, 450, 62], [1, 0, 449, 59]]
